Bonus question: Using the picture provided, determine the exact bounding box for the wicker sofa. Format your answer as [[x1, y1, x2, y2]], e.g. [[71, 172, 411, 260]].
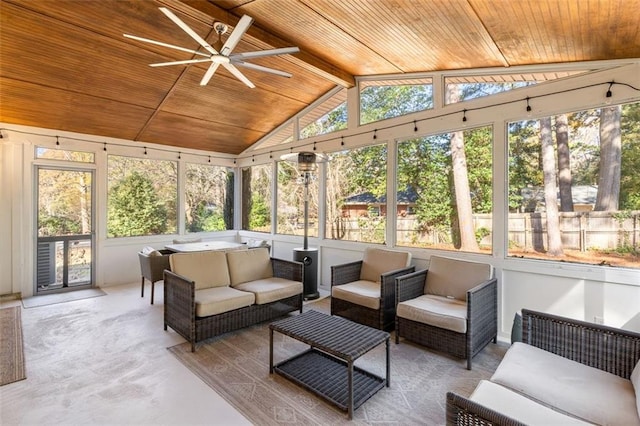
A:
[[446, 309, 640, 425], [163, 248, 303, 351]]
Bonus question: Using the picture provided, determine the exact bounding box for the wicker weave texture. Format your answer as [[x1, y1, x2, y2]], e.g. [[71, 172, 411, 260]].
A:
[[446, 309, 640, 425], [396, 270, 497, 370], [163, 257, 303, 351], [522, 308, 640, 379], [330, 261, 414, 331]]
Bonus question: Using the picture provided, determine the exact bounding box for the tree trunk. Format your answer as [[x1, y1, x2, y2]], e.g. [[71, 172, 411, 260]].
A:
[[540, 117, 564, 256], [446, 85, 479, 252], [594, 105, 622, 211], [555, 114, 574, 212], [241, 168, 251, 229]]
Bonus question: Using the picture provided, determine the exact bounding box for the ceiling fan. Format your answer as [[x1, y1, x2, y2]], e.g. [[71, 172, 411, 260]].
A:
[[124, 7, 299, 88]]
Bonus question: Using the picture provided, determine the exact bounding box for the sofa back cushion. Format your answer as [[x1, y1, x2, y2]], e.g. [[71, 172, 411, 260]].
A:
[[227, 248, 273, 286], [169, 251, 230, 290], [425, 256, 492, 300], [360, 248, 412, 283]]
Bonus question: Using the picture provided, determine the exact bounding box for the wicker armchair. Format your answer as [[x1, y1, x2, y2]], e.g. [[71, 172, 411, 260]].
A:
[[446, 309, 640, 425], [331, 247, 414, 331], [138, 249, 172, 304], [395, 255, 496, 370]]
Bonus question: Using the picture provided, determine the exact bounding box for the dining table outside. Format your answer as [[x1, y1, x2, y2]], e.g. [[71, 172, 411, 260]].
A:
[[164, 241, 246, 253]]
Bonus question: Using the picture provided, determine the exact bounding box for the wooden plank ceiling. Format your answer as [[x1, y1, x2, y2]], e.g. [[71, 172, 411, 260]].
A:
[[1, 0, 639, 155]]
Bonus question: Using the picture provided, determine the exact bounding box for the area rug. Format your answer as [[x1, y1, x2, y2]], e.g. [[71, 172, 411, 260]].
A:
[[22, 288, 106, 309], [168, 298, 507, 425], [0, 306, 26, 386]]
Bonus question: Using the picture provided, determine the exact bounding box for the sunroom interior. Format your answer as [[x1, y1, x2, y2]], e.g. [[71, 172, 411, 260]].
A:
[[1, 0, 640, 343]]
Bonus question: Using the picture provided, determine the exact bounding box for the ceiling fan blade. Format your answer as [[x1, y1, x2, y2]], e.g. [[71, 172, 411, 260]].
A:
[[230, 46, 300, 60], [222, 63, 255, 88], [232, 61, 293, 78], [123, 34, 209, 57], [150, 58, 212, 67], [220, 15, 253, 56], [200, 62, 221, 86], [159, 7, 218, 55]]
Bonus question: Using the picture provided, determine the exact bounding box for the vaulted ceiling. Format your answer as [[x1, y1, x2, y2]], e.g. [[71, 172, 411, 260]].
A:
[[1, 0, 639, 155]]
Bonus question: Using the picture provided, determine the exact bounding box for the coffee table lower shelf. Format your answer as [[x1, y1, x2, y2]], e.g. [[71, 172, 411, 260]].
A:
[[273, 348, 386, 412]]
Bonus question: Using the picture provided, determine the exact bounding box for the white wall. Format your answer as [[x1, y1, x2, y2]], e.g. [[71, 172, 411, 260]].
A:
[[1, 61, 639, 341]]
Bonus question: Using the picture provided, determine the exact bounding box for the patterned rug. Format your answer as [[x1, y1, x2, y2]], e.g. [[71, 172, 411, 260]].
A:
[[0, 306, 26, 386], [168, 298, 507, 425]]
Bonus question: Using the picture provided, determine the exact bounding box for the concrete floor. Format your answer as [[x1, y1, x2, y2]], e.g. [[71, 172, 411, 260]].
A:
[[0, 282, 251, 426]]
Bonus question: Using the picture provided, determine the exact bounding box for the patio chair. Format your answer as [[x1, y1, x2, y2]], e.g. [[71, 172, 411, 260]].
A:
[[395, 255, 497, 370], [331, 247, 414, 331], [138, 248, 172, 304]]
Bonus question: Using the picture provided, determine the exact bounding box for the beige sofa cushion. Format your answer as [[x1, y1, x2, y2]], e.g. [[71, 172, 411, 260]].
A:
[[169, 251, 230, 290], [491, 342, 640, 426], [425, 256, 492, 301], [194, 286, 255, 317], [632, 359, 640, 419], [227, 248, 273, 286], [331, 280, 381, 310], [234, 277, 302, 305], [470, 380, 590, 425], [396, 294, 467, 333], [360, 248, 411, 283]]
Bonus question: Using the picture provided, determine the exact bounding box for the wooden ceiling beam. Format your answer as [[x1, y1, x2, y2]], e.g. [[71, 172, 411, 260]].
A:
[[157, 0, 355, 88]]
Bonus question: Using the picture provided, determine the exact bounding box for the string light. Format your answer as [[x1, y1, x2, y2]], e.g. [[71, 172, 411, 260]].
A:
[[144, 146, 147, 155], [462, 109, 467, 123], [526, 97, 532, 113], [341, 136, 345, 146], [178, 152, 181, 159], [269, 151, 273, 159], [373, 129, 377, 140], [56, 136, 60, 146], [208, 156, 211, 163], [313, 142, 317, 151], [103, 142, 107, 152], [414, 120, 418, 132], [605, 82, 614, 104]]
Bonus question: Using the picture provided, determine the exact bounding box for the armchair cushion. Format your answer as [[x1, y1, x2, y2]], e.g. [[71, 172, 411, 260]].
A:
[[396, 294, 467, 333], [234, 278, 303, 305], [331, 280, 381, 310], [227, 248, 273, 286], [360, 247, 411, 283], [491, 342, 639, 426], [469, 380, 590, 425], [194, 286, 255, 317], [425, 256, 492, 300], [169, 251, 230, 290]]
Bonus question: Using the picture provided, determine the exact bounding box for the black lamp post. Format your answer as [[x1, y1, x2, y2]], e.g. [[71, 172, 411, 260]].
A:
[[281, 151, 328, 300]]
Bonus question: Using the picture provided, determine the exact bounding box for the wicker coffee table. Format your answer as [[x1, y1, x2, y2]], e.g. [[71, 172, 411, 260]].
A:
[[269, 310, 390, 419]]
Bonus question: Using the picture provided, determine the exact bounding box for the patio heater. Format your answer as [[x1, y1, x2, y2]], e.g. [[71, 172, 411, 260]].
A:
[[280, 151, 328, 300]]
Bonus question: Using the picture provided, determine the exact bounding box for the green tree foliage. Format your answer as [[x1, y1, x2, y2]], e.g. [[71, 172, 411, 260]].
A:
[[620, 103, 640, 209], [360, 84, 433, 125], [242, 164, 272, 232], [107, 172, 167, 237], [300, 103, 347, 138], [184, 163, 233, 233]]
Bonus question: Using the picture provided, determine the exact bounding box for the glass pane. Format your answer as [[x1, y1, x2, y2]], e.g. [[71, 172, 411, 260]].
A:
[[276, 161, 319, 237], [38, 169, 92, 237], [185, 163, 234, 232], [68, 239, 91, 286], [325, 144, 387, 243], [396, 126, 493, 253], [36, 147, 94, 163], [107, 155, 177, 237], [360, 79, 433, 125], [507, 102, 640, 269], [242, 164, 272, 232], [299, 88, 348, 139]]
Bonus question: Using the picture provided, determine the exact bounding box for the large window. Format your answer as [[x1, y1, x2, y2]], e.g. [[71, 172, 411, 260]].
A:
[[107, 155, 177, 237], [185, 163, 234, 233], [276, 160, 319, 237], [507, 102, 640, 268], [242, 164, 272, 232], [325, 144, 387, 243], [360, 78, 433, 125], [396, 126, 493, 253]]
